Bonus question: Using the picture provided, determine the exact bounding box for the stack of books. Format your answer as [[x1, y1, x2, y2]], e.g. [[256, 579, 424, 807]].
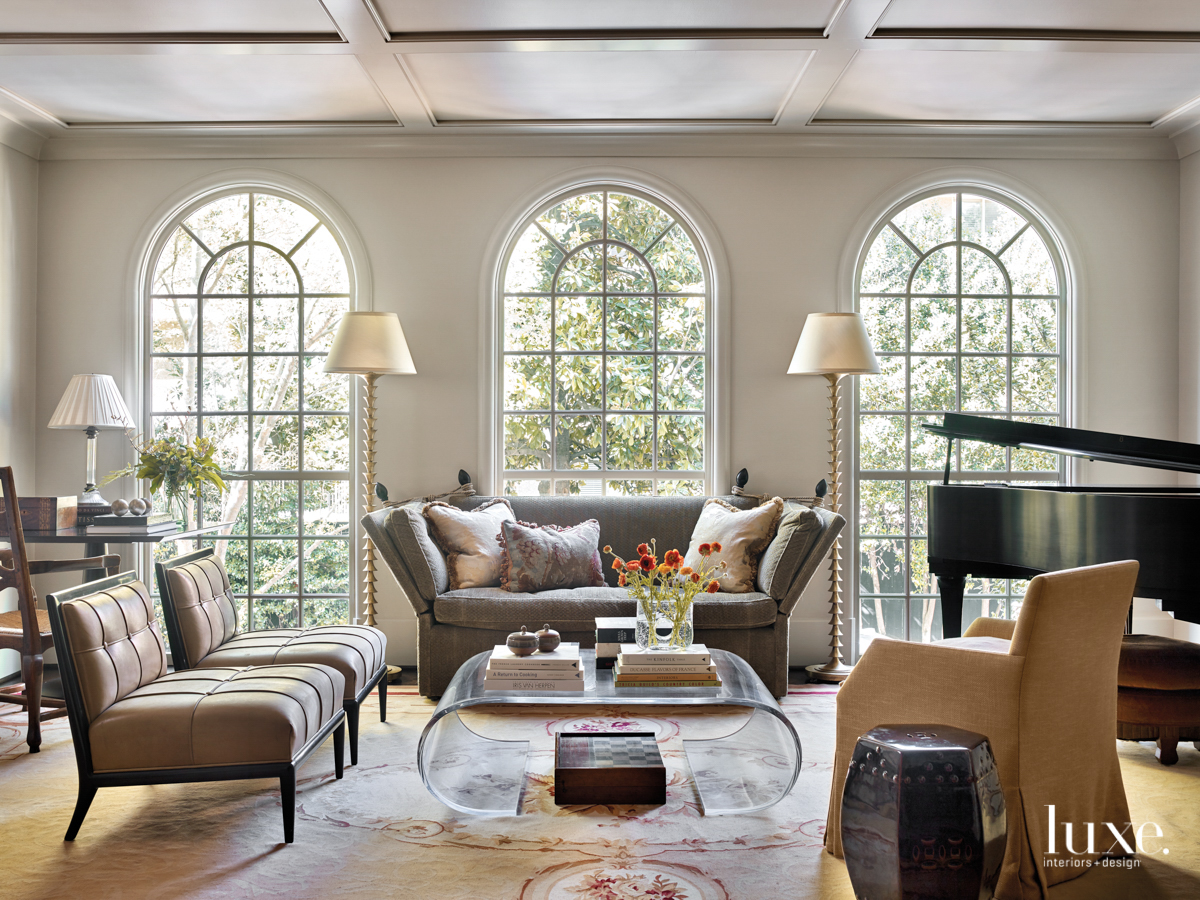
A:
[[614, 644, 721, 688], [484, 642, 584, 692], [86, 512, 178, 536], [594, 616, 637, 669]]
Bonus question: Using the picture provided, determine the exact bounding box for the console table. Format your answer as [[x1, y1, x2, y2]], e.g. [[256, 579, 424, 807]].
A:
[[19, 523, 234, 582]]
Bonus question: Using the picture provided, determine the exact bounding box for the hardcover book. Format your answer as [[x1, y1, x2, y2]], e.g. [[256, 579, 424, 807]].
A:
[[488, 643, 581, 670], [594, 616, 638, 644], [617, 644, 711, 666], [90, 513, 175, 526], [613, 679, 722, 688], [483, 676, 586, 692]]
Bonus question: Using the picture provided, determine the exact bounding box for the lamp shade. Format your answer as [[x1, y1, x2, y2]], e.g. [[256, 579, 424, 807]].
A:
[[787, 312, 880, 375], [323, 311, 416, 375], [48, 374, 135, 430]]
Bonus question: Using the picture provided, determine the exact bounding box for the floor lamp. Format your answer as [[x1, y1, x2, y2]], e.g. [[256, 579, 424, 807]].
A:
[[788, 313, 880, 683], [324, 312, 416, 629]]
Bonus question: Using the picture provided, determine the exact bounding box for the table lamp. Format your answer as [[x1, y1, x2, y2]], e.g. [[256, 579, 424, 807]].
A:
[[324, 311, 416, 627], [788, 313, 880, 683], [48, 374, 136, 505]]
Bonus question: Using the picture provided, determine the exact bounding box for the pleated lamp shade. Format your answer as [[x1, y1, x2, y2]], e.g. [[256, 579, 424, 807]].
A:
[[787, 313, 881, 375], [324, 312, 417, 375], [48, 374, 135, 430]]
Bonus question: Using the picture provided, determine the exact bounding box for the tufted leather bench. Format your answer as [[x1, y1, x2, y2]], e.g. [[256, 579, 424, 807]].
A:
[[1117, 634, 1200, 765], [47, 573, 346, 843], [155, 548, 387, 765]]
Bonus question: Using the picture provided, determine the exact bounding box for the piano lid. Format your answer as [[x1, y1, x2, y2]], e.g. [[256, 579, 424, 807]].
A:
[[922, 413, 1200, 474]]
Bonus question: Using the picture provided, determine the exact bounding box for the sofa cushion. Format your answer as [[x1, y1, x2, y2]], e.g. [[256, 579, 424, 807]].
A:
[[684, 497, 784, 593], [757, 502, 822, 598], [425, 498, 515, 589], [434, 586, 777, 631], [498, 519, 604, 592], [194, 624, 386, 700], [88, 664, 344, 772], [388, 503, 449, 599], [452, 495, 757, 587]]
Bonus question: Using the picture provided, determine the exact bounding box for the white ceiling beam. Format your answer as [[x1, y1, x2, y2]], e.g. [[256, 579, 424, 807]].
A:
[[319, 0, 429, 129], [774, 0, 893, 128]]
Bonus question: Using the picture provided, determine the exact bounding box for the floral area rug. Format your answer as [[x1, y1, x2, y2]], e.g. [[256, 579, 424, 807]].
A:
[[0, 686, 853, 900], [2, 684, 1198, 900]]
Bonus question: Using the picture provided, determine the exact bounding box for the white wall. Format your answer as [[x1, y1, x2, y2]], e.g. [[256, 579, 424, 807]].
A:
[[31, 149, 1181, 667], [0, 142, 38, 677]]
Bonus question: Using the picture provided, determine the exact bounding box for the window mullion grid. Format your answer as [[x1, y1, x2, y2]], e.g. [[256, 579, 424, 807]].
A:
[[601, 196, 609, 495], [247, 195, 256, 628], [297, 237, 306, 627]]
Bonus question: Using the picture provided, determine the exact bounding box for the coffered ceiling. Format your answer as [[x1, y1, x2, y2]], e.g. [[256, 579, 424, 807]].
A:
[[2, 0, 1200, 151]]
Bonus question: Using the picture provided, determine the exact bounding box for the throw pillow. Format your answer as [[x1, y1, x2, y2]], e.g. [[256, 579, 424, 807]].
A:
[[683, 497, 785, 593], [498, 519, 605, 593], [423, 498, 515, 589]]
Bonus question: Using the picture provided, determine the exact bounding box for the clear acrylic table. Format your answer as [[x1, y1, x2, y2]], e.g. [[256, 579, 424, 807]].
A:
[[417, 648, 802, 816]]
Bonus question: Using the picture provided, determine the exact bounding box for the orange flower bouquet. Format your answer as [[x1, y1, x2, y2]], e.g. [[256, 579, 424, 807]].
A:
[[603, 540, 726, 651]]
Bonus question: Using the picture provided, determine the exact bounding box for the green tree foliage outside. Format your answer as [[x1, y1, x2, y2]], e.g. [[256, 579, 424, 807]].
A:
[[857, 193, 1063, 646], [503, 190, 706, 497], [149, 192, 352, 629]]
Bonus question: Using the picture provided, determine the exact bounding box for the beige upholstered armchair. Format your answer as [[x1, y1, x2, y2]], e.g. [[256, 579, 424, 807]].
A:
[[825, 560, 1140, 900]]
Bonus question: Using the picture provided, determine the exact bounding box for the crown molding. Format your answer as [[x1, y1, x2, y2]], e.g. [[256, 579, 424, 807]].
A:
[[37, 129, 1178, 161], [0, 107, 49, 158]]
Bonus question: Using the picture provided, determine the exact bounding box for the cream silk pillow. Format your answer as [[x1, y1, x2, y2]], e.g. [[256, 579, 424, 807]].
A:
[[423, 499, 515, 590], [683, 497, 785, 593]]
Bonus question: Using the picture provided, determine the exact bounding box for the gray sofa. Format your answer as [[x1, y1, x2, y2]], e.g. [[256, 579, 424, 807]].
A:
[[363, 495, 844, 698]]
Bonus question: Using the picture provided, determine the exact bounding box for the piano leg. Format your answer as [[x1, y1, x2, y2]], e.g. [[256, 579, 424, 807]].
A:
[[937, 575, 966, 639]]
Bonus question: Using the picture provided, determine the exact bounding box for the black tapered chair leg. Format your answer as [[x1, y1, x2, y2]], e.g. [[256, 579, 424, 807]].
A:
[[64, 782, 97, 841], [345, 701, 360, 766], [378, 677, 387, 722], [333, 719, 345, 779], [281, 768, 296, 844]]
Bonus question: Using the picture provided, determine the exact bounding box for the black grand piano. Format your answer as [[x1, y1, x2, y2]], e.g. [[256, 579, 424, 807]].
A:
[[924, 413, 1200, 637]]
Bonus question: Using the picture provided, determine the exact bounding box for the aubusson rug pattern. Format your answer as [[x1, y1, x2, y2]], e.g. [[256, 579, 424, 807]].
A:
[[0, 685, 1197, 900]]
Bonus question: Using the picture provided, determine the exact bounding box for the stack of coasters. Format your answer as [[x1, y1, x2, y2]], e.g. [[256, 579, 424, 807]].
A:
[[484, 643, 584, 691], [554, 732, 666, 805], [614, 644, 720, 688], [594, 616, 636, 669]]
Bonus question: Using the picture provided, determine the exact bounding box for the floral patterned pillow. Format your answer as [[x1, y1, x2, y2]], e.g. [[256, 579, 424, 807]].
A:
[[498, 519, 605, 593], [683, 497, 784, 593], [423, 498, 515, 589]]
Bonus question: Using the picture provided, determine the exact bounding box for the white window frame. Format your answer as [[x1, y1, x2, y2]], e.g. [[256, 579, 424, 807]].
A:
[[492, 181, 720, 497], [851, 185, 1072, 648], [136, 177, 368, 624]]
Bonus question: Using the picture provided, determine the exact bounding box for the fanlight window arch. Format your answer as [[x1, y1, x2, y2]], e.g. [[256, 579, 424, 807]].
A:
[[146, 191, 353, 628], [855, 190, 1066, 648], [500, 187, 710, 496]]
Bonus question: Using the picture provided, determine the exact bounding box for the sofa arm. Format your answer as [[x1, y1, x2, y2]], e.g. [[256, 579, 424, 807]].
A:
[[361, 507, 434, 616], [964, 616, 1017, 641], [777, 505, 844, 617]]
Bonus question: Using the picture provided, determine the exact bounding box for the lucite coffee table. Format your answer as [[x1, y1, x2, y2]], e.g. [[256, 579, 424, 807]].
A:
[[417, 648, 802, 816]]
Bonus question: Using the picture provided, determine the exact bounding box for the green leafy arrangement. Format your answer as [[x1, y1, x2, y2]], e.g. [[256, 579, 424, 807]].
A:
[[104, 434, 227, 507]]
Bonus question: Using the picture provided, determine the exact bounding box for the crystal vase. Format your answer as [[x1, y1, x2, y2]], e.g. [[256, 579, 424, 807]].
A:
[[634, 594, 694, 651]]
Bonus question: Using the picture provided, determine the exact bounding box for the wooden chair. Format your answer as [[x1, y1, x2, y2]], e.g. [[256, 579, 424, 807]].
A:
[[0, 466, 120, 753]]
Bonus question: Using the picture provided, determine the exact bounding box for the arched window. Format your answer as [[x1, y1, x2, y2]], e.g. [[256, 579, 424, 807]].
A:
[[146, 191, 352, 628], [855, 189, 1066, 647], [499, 187, 710, 496]]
